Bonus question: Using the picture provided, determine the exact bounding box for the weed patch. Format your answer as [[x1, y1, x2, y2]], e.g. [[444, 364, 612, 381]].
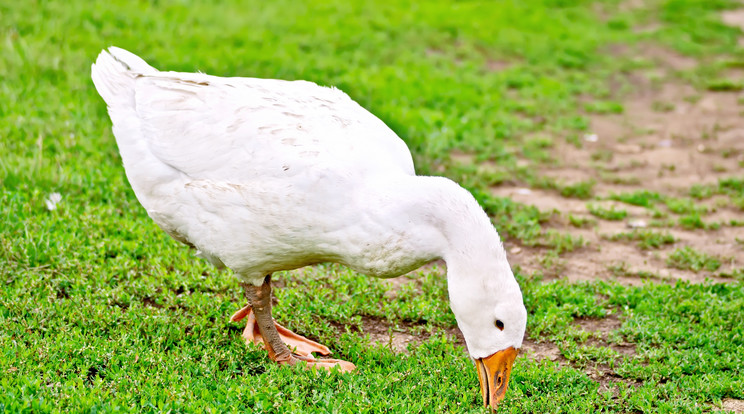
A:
[[588, 204, 628, 221], [606, 230, 677, 250], [667, 247, 722, 272]]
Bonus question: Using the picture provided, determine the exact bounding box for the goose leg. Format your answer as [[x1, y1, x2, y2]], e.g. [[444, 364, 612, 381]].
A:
[[232, 276, 355, 372]]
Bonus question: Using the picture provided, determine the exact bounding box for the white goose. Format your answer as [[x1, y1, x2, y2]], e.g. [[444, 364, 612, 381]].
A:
[[91, 47, 526, 410]]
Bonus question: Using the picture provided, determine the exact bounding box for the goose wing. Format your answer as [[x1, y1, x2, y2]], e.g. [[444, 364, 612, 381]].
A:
[[133, 72, 415, 182]]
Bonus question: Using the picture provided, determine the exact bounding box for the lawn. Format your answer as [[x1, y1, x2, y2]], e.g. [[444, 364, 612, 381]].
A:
[[2, 0, 744, 412]]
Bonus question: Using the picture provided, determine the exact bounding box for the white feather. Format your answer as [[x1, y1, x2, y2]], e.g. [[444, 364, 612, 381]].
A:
[[91, 47, 526, 358]]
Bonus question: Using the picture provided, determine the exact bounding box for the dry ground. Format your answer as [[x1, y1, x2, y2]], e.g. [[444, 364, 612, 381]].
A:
[[495, 77, 743, 285]]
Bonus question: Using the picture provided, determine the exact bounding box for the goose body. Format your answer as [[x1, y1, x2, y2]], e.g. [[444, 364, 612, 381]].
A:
[[92, 47, 526, 410]]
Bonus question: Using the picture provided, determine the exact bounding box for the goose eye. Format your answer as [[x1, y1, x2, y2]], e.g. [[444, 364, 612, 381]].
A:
[[495, 320, 505, 331]]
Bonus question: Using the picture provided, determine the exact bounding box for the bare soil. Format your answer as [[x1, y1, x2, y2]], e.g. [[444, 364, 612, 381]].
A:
[[723, 398, 744, 414], [361, 317, 421, 354], [495, 53, 744, 285]]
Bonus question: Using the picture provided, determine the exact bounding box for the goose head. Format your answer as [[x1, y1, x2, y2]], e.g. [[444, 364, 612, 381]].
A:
[[447, 259, 526, 410], [407, 176, 527, 410]]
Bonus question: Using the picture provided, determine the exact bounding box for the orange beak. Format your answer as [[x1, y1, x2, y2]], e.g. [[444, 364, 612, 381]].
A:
[[475, 347, 519, 411]]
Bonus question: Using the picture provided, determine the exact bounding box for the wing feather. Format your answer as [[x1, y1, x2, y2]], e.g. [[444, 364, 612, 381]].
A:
[[132, 73, 415, 182]]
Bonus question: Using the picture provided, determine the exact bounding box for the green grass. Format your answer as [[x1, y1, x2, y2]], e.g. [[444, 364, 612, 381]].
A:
[[707, 78, 744, 91], [568, 214, 596, 228], [559, 180, 596, 200], [733, 195, 744, 211], [608, 190, 663, 208], [678, 213, 720, 230], [583, 100, 624, 114], [667, 247, 723, 272], [606, 230, 677, 250], [664, 197, 709, 215], [587, 203, 628, 221], [541, 231, 586, 254], [689, 176, 744, 200], [2, 0, 744, 412]]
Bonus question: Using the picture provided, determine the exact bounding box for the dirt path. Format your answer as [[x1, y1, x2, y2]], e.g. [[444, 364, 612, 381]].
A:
[[500, 79, 742, 284], [493, 39, 744, 284]]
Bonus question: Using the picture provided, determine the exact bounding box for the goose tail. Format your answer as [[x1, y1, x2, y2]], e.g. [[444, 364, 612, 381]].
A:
[[91, 47, 156, 109], [91, 47, 175, 207]]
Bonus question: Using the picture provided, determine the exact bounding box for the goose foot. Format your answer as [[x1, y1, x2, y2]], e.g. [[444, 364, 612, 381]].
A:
[[232, 276, 356, 372], [230, 305, 332, 357]]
